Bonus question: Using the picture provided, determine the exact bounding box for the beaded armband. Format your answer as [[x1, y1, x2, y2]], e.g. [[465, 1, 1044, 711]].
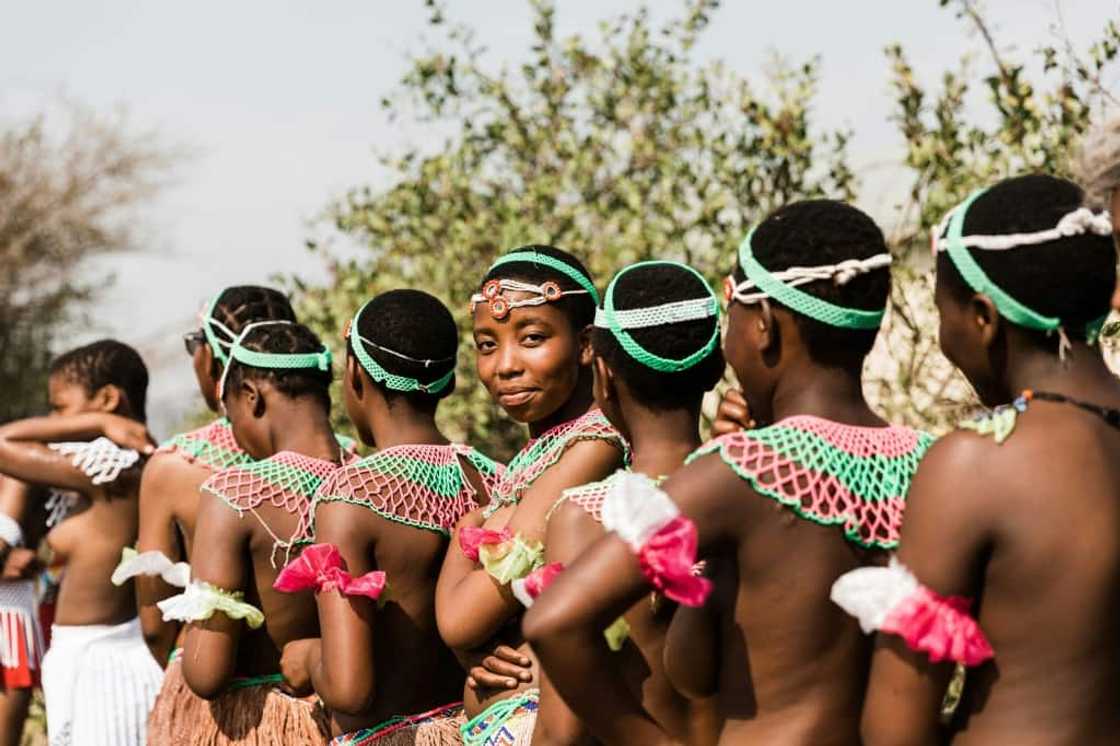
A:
[[111, 547, 190, 588], [274, 543, 387, 601], [459, 527, 544, 585], [49, 437, 140, 485], [600, 473, 711, 607], [830, 558, 993, 666], [157, 579, 265, 629]]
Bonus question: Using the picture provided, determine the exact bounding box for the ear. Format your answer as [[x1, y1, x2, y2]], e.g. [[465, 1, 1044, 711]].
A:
[[200, 343, 218, 380], [756, 300, 776, 354], [241, 379, 267, 418], [592, 355, 615, 404], [91, 384, 122, 414], [578, 325, 595, 366], [346, 355, 364, 399], [971, 294, 1001, 349]]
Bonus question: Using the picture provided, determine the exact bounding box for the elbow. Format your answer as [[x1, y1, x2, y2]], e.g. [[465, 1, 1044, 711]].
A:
[[860, 712, 931, 746], [521, 602, 564, 649], [182, 659, 231, 701], [319, 679, 375, 717]]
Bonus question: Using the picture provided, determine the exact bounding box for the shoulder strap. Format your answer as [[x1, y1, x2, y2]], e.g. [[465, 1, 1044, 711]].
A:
[[688, 417, 934, 549]]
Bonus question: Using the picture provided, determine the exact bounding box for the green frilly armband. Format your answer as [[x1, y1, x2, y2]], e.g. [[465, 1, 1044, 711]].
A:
[[478, 536, 545, 586], [156, 579, 265, 629]]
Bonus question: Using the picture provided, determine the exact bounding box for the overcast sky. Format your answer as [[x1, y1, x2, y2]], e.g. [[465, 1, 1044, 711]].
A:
[[3, 0, 1116, 434]]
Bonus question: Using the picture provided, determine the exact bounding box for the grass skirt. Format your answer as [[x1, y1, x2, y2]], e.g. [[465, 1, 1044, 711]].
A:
[[146, 658, 330, 745], [331, 702, 464, 745]]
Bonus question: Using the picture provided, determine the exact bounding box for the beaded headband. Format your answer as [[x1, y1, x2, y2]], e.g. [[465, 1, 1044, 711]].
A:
[[594, 261, 720, 373], [218, 321, 332, 401], [725, 228, 891, 330], [932, 188, 1111, 347], [470, 251, 600, 321], [200, 291, 239, 365], [344, 301, 456, 395]]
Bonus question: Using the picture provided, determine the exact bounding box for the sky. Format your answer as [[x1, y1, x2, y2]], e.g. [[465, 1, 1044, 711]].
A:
[[3, 0, 1116, 434]]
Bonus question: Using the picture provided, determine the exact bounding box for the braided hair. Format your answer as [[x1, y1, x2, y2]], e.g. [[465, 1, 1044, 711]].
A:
[[49, 339, 150, 423], [223, 323, 332, 409], [206, 286, 296, 377], [351, 289, 459, 409]]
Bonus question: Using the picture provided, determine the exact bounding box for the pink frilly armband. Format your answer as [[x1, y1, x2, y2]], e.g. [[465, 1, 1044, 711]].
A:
[[510, 562, 565, 608], [458, 526, 511, 562], [830, 558, 994, 666], [273, 543, 387, 601], [459, 526, 543, 585], [600, 473, 711, 608]]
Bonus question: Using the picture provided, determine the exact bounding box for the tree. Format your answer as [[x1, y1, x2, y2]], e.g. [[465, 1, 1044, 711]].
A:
[[0, 103, 171, 421], [297, 0, 1120, 456]]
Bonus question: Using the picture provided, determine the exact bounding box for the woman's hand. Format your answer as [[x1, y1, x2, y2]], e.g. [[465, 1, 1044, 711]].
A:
[[467, 645, 533, 691], [711, 389, 754, 437], [99, 415, 156, 455]]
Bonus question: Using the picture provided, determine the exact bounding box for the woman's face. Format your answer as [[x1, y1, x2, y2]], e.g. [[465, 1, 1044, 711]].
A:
[[473, 294, 583, 425], [222, 381, 272, 460], [47, 374, 97, 417], [723, 302, 775, 422], [934, 271, 1002, 405]]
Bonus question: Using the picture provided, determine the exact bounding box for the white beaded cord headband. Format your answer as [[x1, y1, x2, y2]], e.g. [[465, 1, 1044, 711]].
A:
[[216, 320, 331, 405], [470, 251, 600, 321], [930, 204, 1113, 256]]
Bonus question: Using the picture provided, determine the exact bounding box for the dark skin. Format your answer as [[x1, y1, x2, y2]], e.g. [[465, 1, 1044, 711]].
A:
[[136, 339, 224, 664], [435, 295, 624, 723], [181, 375, 339, 699], [278, 353, 483, 737], [530, 353, 719, 746], [860, 277, 1120, 745], [0, 375, 155, 630], [524, 299, 887, 746]]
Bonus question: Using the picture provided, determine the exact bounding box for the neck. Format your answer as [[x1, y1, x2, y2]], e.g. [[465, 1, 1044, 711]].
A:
[[529, 372, 595, 438], [369, 400, 448, 450], [625, 402, 703, 478], [769, 358, 882, 426], [1003, 341, 1120, 405], [269, 399, 340, 463]]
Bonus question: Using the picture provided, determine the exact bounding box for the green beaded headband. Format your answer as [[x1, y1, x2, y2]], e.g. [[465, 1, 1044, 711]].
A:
[[346, 301, 456, 395], [218, 321, 331, 401], [594, 261, 720, 372], [934, 188, 1112, 344], [489, 252, 600, 304], [726, 228, 891, 330], [200, 291, 239, 365]]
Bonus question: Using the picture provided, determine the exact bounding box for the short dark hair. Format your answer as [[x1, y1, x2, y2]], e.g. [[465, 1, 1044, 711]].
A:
[[223, 323, 332, 409], [937, 174, 1115, 347], [350, 289, 459, 408], [480, 245, 597, 331], [206, 286, 296, 377], [593, 263, 724, 410], [733, 200, 890, 369], [49, 340, 149, 422]]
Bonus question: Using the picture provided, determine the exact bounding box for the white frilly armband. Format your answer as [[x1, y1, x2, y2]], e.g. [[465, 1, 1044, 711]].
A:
[[830, 557, 919, 634], [0, 514, 23, 548], [49, 437, 140, 485], [600, 472, 680, 551], [157, 579, 265, 629], [111, 547, 190, 588]]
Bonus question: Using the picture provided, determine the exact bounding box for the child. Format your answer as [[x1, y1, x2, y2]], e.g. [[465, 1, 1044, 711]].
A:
[[158, 321, 346, 745], [0, 477, 40, 746], [522, 260, 724, 745], [841, 175, 1120, 743], [118, 286, 297, 667], [275, 290, 504, 745], [436, 245, 629, 745], [0, 339, 163, 745], [524, 201, 934, 745]]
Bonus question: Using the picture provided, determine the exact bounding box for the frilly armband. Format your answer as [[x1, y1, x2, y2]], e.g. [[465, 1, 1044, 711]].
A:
[[157, 579, 265, 629], [49, 437, 140, 485], [273, 543, 387, 601], [459, 526, 544, 585], [830, 558, 994, 666], [111, 547, 190, 588], [511, 561, 631, 651], [600, 473, 711, 607]]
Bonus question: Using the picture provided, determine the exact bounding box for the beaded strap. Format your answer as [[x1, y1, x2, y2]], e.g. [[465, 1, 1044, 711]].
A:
[[312, 444, 504, 536], [688, 417, 934, 550], [157, 419, 253, 472], [48, 437, 140, 485], [484, 409, 629, 518]]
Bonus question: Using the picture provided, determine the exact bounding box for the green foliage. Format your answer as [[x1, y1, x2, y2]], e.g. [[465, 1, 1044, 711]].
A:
[[297, 0, 1120, 452]]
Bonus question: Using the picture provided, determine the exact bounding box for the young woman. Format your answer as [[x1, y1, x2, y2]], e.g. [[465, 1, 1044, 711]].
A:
[[517, 260, 725, 745], [524, 201, 933, 745], [843, 175, 1120, 744], [0, 340, 162, 746], [276, 290, 504, 745], [157, 321, 348, 745], [436, 246, 629, 745]]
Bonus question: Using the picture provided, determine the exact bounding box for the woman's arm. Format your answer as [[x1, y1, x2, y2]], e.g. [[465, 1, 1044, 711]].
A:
[[305, 501, 380, 715], [663, 554, 731, 700], [0, 413, 153, 491], [181, 491, 252, 699], [135, 454, 194, 665], [437, 440, 622, 650]]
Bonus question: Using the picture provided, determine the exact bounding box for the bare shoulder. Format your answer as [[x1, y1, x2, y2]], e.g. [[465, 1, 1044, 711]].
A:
[[521, 439, 622, 510], [314, 498, 379, 544], [140, 452, 209, 506]]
